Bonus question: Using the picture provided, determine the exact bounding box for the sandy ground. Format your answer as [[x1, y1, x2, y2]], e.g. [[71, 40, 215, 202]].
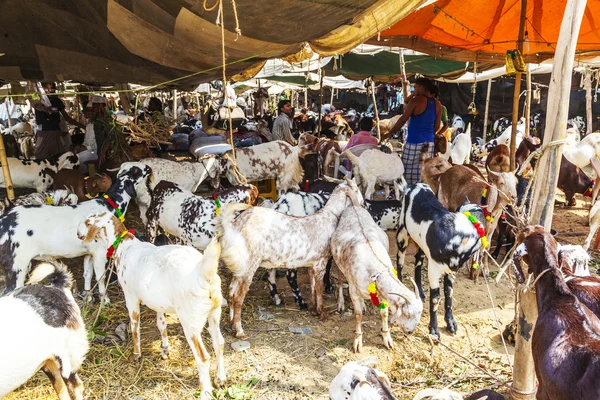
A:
[[2, 183, 598, 400]]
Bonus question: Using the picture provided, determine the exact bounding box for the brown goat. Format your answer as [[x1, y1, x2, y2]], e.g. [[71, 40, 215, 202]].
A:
[[513, 228, 600, 400], [51, 169, 112, 202], [420, 156, 451, 195], [485, 144, 510, 172], [298, 133, 342, 176]]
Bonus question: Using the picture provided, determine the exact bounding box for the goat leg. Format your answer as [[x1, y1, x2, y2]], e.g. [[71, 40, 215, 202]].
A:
[[64, 372, 84, 400], [414, 249, 427, 302], [428, 266, 443, 338], [323, 258, 335, 294], [286, 269, 308, 310], [396, 224, 409, 274], [492, 223, 505, 259], [380, 307, 395, 349], [350, 286, 364, 353], [229, 276, 251, 339], [311, 260, 328, 321], [443, 273, 458, 334], [156, 312, 170, 359], [42, 359, 70, 400], [267, 270, 284, 306]]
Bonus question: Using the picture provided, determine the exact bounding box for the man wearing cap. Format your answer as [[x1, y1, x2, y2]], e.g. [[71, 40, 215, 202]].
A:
[[33, 82, 85, 159]]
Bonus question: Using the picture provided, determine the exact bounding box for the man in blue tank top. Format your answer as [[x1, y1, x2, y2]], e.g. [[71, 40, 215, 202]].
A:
[[384, 78, 442, 185]]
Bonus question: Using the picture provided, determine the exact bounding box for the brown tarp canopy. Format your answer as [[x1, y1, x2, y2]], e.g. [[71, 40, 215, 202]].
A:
[[373, 0, 600, 63], [0, 0, 428, 87]]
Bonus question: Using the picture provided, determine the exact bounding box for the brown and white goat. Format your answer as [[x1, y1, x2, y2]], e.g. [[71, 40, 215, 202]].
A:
[[331, 206, 422, 352], [420, 156, 452, 195], [298, 133, 343, 176], [485, 144, 510, 172], [219, 179, 364, 338], [513, 228, 600, 400], [51, 168, 112, 202]]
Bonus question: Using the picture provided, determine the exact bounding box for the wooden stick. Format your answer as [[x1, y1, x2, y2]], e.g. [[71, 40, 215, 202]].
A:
[[483, 79, 492, 146], [370, 79, 381, 142], [0, 133, 15, 200], [524, 65, 532, 138], [510, 289, 538, 400], [510, 0, 527, 170], [399, 48, 410, 102], [318, 61, 324, 136], [172, 89, 178, 122], [585, 68, 593, 135]]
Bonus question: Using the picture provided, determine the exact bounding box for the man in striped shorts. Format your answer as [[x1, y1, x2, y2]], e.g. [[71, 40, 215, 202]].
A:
[[383, 78, 442, 185]]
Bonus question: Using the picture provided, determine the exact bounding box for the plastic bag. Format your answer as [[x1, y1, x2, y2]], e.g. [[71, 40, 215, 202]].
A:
[[506, 50, 527, 75]]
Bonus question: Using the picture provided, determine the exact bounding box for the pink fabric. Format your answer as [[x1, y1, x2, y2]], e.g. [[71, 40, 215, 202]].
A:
[[344, 131, 379, 169]]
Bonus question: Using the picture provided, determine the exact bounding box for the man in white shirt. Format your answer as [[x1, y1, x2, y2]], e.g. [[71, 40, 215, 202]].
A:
[[76, 96, 106, 173], [271, 99, 296, 144]]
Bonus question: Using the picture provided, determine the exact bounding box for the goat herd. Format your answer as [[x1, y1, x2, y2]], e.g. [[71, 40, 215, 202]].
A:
[[0, 122, 598, 399]]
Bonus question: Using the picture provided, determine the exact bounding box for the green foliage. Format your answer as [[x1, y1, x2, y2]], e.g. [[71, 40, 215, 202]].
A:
[[211, 378, 259, 400]]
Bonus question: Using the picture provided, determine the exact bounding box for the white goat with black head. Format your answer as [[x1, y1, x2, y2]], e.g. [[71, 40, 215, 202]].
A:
[[396, 183, 485, 338], [219, 179, 363, 338], [331, 206, 423, 352], [0, 260, 89, 399], [78, 213, 226, 400]]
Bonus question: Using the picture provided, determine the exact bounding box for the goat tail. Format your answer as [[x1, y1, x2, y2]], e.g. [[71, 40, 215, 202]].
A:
[[27, 260, 74, 290], [343, 149, 360, 166]]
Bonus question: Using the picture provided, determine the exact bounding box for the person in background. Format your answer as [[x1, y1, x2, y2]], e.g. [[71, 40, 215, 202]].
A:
[[321, 103, 336, 115], [76, 96, 109, 173], [385, 77, 442, 185], [430, 85, 449, 136], [137, 97, 163, 122], [343, 117, 378, 170], [272, 99, 296, 144], [33, 82, 85, 159]]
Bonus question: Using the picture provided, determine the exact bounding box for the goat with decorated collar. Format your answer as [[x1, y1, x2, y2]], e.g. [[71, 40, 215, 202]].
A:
[[78, 212, 226, 400], [0, 163, 150, 301]]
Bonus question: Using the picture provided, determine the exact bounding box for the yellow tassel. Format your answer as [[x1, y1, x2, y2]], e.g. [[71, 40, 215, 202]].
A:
[[45, 196, 54, 205], [216, 207, 221, 216], [367, 282, 377, 293]]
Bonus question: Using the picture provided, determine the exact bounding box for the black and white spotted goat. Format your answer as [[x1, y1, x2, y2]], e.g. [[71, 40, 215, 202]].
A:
[[0, 189, 78, 214], [0, 163, 150, 301], [261, 191, 402, 309], [145, 179, 258, 250], [0, 151, 79, 192], [396, 183, 485, 338], [0, 260, 89, 399]]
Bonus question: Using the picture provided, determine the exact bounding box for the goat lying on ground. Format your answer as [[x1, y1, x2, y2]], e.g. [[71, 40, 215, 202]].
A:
[[513, 228, 600, 400], [0, 260, 89, 399], [0, 163, 150, 299], [145, 180, 258, 250], [344, 149, 406, 199], [0, 189, 78, 214], [219, 179, 363, 338], [329, 358, 397, 400], [397, 183, 485, 337], [331, 206, 422, 352], [79, 213, 226, 400], [0, 152, 79, 192], [51, 169, 112, 202]]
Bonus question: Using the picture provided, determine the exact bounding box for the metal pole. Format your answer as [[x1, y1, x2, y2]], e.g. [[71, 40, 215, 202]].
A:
[[483, 79, 492, 146], [1, 97, 15, 200]]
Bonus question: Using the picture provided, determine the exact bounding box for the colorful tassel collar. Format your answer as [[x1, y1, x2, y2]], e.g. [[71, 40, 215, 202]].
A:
[[584, 180, 595, 197], [45, 195, 54, 205], [480, 186, 494, 222], [213, 193, 222, 216], [83, 176, 94, 199], [462, 211, 489, 248], [367, 269, 398, 309], [103, 194, 125, 222], [107, 229, 135, 258]]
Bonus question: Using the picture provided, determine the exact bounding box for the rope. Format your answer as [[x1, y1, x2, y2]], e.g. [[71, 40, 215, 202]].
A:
[[203, 0, 219, 11], [521, 267, 552, 293], [482, 271, 513, 372]]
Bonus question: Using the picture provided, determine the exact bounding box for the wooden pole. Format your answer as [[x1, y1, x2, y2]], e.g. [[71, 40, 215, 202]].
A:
[[172, 89, 178, 122], [318, 62, 324, 136], [399, 48, 410, 102], [525, 65, 532, 138], [330, 87, 335, 106], [513, 3, 588, 398], [585, 68, 593, 135], [483, 79, 492, 146], [0, 97, 15, 200], [510, 0, 527, 171], [370, 79, 381, 142]]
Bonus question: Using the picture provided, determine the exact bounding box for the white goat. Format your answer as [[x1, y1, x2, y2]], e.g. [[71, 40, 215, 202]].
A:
[[344, 149, 406, 199], [78, 213, 226, 400], [133, 156, 220, 192], [439, 132, 471, 165], [0, 152, 79, 192], [329, 358, 397, 400], [331, 206, 423, 352], [0, 260, 89, 399], [219, 179, 364, 338]]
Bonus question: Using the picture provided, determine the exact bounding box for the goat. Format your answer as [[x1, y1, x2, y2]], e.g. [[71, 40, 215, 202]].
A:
[[220, 140, 304, 195], [145, 180, 257, 250], [421, 156, 452, 196], [329, 358, 397, 400], [439, 132, 471, 165], [134, 156, 220, 192], [414, 388, 507, 400], [0, 152, 79, 192], [585, 200, 600, 250], [78, 213, 225, 400], [51, 168, 113, 202], [1, 189, 78, 214], [513, 228, 600, 400], [0, 163, 150, 300], [344, 149, 406, 199], [485, 144, 510, 172], [396, 183, 485, 337], [219, 179, 363, 338], [473, 118, 525, 157], [297, 133, 343, 176], [557, 156, 594, 207], [332, 206, 422, 351], [0, 260, 88, 399]]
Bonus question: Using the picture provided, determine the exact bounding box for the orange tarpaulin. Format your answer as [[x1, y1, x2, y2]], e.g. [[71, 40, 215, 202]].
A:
[[374, 0, 600, 63]]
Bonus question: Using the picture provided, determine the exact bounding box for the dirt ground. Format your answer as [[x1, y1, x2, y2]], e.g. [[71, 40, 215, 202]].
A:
[[2, 183, 598, 400]]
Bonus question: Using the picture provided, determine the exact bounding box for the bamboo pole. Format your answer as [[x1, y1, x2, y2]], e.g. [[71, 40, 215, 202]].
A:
[[318, 63, 324, 136], [399, 48, 410, 102], [370, 79, 381, 142], [525, 65, 532, 138], [514, 3, 588, 398], [483, 79, 492, 146], [330, 87, 335, 106], [585, 68, 593, 135], [1, 97, 15, 200], [172, 89, 178, 122], [510, 0, 527, 171]]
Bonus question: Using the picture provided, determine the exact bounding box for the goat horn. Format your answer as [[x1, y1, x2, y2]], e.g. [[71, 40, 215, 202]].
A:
[[486, 165, 500, 178], [410, 278, 421, 301], [322, 175, 344, 183]]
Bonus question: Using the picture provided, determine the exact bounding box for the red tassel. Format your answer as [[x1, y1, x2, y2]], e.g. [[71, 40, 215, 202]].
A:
[[370, 292, 380, 306]]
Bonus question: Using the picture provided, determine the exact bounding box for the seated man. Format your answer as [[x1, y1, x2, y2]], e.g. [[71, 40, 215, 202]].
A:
[[343, 117, 378, 170]]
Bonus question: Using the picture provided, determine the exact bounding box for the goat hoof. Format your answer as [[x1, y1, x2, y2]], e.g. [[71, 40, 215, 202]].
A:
[[445, 320, 458, 334], [298, 302, 308, 311], [129, 353, 142, 362], [353, 339, 363, 353], [325, 284, 335, 294], [235, 331, 248, 340], [428, 327, 441, 341], [214, 375, 227, 389], [382, 335, 395, 349], [161, 347, 171, 360]]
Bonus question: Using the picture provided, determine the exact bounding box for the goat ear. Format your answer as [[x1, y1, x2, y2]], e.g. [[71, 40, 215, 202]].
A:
[[487, 185, 499, 213], [82, 224, 100, 244]]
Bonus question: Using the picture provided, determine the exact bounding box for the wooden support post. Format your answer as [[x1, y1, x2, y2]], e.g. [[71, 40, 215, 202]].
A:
[[330, 87, 335, 106], [1, 97, 14, 200], [525, 65, 532, 138], [172, 89, 178, 122], [510, 0, 527, 171], [585, 68, 593, 135], [318, 64, 324, 136], [483, 79, 492, 146], [510, 289, 539, 400], [399, 48, 410, 102], [370, 79, 381, 142]]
